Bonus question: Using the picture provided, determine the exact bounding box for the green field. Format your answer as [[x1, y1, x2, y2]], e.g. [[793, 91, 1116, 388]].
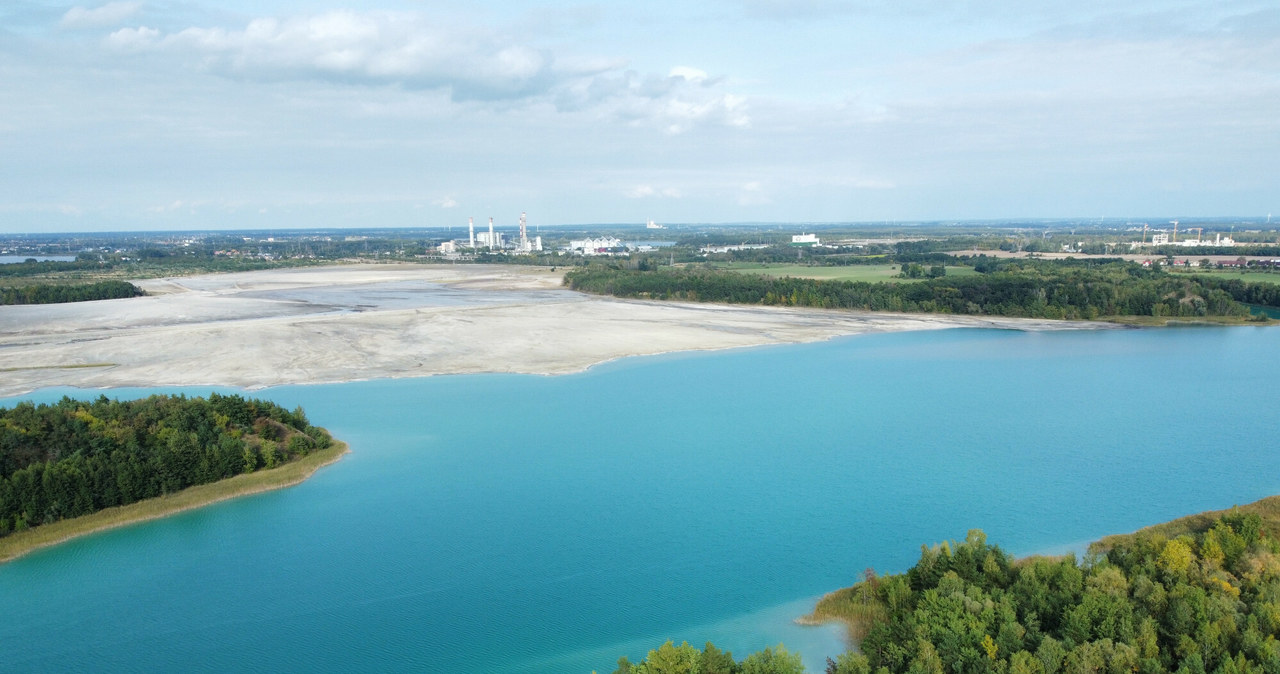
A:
[[713, 262, 977, 282], [1172, 269, 1280, 284]]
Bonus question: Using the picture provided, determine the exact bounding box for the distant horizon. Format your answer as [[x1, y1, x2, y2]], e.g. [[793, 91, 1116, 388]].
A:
[[1, 214, 1277, 238]]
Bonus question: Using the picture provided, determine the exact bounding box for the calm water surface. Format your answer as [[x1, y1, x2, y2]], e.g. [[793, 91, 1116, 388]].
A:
[[2, 327, 1278, 672], [0, 255, 76, 264]]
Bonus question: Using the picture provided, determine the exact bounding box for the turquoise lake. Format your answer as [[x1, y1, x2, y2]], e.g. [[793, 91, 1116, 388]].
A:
[[2, 326, 1279, 672]]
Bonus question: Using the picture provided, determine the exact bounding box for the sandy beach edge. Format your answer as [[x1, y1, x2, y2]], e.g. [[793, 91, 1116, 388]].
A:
[[0, 438, 349, 565], [0, 308, 1127, 400]]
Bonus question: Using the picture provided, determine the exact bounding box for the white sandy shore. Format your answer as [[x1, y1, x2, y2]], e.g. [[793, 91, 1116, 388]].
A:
[[0, 263, 1114, 397]]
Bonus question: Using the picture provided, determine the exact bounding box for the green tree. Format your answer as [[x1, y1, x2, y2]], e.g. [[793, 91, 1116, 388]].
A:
[[740, 645, 803, 674]]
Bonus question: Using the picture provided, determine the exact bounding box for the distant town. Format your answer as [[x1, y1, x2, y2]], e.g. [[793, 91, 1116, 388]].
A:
[[3, 217, 1279, 277]]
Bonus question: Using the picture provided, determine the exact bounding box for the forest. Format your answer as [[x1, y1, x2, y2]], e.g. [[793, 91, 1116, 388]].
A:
[[0, 394, 332, 536], [0, 280, 144, 305], [565, 260, 1278, 320], [612, 642, 804, 674], [619, 512, 1280, 673]]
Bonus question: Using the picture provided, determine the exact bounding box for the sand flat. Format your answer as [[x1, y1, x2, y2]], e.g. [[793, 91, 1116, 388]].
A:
[[0, 263, 1107, 397]]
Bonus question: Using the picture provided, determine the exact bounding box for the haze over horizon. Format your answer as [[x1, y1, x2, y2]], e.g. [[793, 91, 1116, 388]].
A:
[[2, 0, 1277, 233]]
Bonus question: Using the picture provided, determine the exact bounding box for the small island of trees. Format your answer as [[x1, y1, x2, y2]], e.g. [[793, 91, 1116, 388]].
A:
[[0, 393, 334, 538]]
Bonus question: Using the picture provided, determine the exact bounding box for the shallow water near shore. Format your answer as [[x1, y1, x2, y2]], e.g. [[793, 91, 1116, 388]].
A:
[[2, 326, 1278, 672]]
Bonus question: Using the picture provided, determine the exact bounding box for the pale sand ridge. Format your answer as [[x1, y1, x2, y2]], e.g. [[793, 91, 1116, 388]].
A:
[[0, 264, 1112, 397]]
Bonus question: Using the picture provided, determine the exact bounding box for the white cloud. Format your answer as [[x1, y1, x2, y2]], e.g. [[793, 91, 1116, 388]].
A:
[[106, 11, 606, 102], [105, 26, 159, 50], [556, 68, 750, 133], [668, 66, 709, 83], [94, 10, 752, 131], [434, 197, 459, 208], [625, 185, 682, 199], [61, 1, 143, 29], [626, 185, 655, 198]]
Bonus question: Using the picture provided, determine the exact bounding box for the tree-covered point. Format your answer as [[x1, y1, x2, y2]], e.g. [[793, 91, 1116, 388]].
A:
[[565, 259, 1279, 321], [0, 393, 332, 536], [0, 280, 144, 305], [610, 640, 804, 674], [801, 512, 1280, 674], [616, 511, 1280, 674]]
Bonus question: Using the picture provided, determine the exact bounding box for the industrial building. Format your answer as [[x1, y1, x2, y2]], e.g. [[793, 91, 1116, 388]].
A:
[[568, 236, 624, 255], [437, 213, 542, 255]]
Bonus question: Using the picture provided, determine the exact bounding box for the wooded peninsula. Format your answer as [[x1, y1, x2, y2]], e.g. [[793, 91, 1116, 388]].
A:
[[0, 394, 341, 561], [567, 258, 1280, 322], [614, 500, 1280, 674]]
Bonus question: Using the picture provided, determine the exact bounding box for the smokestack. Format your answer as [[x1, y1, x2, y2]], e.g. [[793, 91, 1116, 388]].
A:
[[519, 212, 528, 252], [468, 217, 475, 249], [488, 217, 495, 250]]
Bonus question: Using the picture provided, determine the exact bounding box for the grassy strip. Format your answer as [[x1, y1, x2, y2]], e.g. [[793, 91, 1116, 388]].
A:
[[799, 581, 888, 643], [1100, 315, 1271, 326], [1089, 495, 1280, 554], [803, 493, 1280, 643], [0, 438, 348, 564]]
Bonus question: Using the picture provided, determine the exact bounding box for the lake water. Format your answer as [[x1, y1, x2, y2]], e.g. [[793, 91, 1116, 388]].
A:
[[0, 255, 76, 264], [2, 326, 1278, 672]]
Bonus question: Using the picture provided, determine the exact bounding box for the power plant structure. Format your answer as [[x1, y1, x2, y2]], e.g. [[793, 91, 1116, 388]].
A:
[[440, 213, 541, 256], [519, 212, 528, 252]]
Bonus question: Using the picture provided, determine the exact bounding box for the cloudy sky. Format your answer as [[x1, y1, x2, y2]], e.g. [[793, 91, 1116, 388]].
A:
[[2, 1, 1277, 232]]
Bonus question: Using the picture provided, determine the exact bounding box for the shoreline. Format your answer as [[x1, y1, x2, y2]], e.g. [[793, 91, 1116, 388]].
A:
[[800, 492, 1280, 645], [0, 263, 1125, 398], [0, 439, 349, 565]]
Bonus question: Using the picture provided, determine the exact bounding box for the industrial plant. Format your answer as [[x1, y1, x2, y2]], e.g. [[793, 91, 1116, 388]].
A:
[[437, 213, 543, 256], [1128, 220, 1236, 249]]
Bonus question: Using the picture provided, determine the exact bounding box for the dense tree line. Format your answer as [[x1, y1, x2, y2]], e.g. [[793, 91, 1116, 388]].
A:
[[1152, 245, 1280, 257], [0, 250, 321, 282], [820, 513, 1280, 674], [564, 261, 1271, 320], [0, 280, 144, 305], [619, 514, 1280, 674], [0, 394, 332, 536], [1195, 277, 1280, 309], [0, 259, 100, 278]]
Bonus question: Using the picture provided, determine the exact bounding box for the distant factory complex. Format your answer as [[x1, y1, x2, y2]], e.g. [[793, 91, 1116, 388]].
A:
[[436, 215, 672, 258], [437, 213, 544, 256], [1127, 221, 1236, 249]]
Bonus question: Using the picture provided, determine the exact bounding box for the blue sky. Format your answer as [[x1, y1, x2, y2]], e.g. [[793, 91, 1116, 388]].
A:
[[1, 0, 1277, 232]]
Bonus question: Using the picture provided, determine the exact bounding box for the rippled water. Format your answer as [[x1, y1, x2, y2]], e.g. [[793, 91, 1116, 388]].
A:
[[2, 326, 1278, 672]]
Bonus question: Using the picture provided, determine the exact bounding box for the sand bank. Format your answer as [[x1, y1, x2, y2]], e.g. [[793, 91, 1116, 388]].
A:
[[0, 263, 1111, 398]]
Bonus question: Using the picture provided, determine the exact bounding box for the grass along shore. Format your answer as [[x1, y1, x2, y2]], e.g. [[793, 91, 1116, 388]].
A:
[[0, 438, 348, 564], [802, 493, 1280, 644]]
